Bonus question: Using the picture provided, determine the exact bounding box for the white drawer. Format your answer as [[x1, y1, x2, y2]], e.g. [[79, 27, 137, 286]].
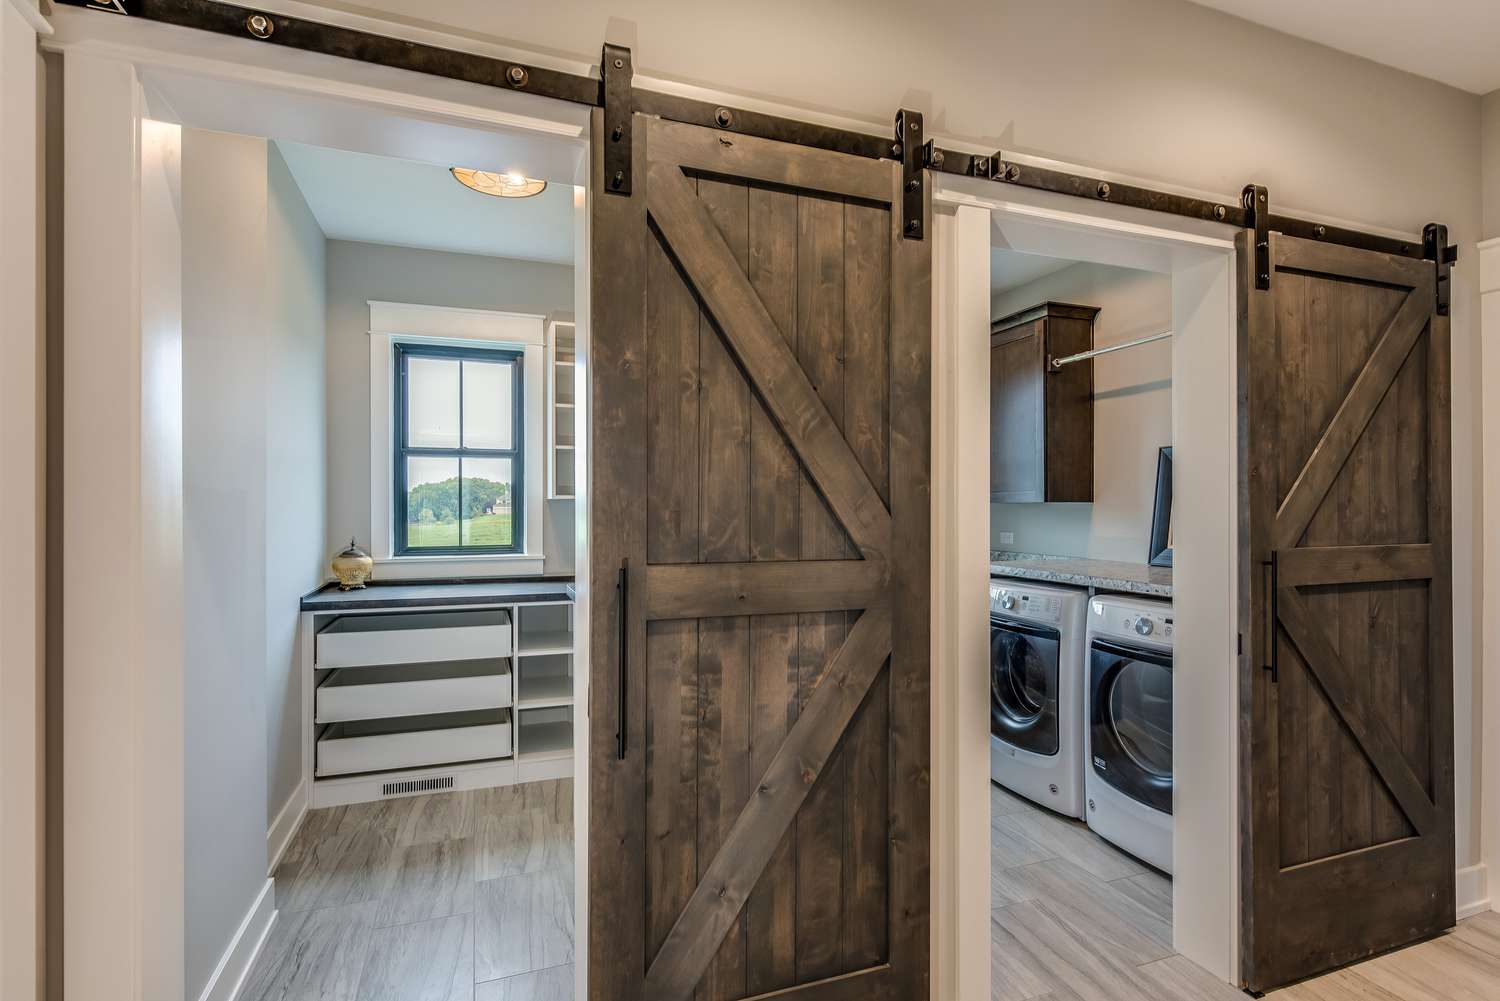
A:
[[316, 659, 512, 723], [316, 610, 511, 668], [316, 709, 512, 777]]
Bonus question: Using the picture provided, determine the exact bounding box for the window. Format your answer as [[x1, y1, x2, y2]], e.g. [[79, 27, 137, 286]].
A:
[[393, 342, 523, 555]]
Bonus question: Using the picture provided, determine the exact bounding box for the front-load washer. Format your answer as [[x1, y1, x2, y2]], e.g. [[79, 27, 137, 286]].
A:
[[989, 578, 1089, 818], [1084, 593, 1174, 873]]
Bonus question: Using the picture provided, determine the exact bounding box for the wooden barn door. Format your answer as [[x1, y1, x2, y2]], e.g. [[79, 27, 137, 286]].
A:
[[587, 112, 931, 1001], [1241, 232, 1453, 991]]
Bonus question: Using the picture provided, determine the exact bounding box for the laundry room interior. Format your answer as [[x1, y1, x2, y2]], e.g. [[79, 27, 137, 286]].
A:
[[984, 238, 1184, 984]]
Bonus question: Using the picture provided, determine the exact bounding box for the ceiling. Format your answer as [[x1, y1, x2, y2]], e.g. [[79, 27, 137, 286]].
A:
[[276, 142, 576, 265], [991, 248, 1077, 294], [1185, 0, 1500, 95]]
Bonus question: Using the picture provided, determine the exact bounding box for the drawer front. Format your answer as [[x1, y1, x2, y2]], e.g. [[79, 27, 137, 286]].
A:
[[317, 610, 512, 667], [316, 662, 512, 723], [317, 711, 512, 777]]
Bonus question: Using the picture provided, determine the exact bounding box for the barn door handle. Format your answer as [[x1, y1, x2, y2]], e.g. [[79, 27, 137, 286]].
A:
[[617, 557, 629, 760], [1261, 553, 1279, 684]]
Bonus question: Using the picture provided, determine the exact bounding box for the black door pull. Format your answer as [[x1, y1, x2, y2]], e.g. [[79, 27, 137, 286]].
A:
[[617, 558, 629, 759], [1261, 553, 1279, 684]]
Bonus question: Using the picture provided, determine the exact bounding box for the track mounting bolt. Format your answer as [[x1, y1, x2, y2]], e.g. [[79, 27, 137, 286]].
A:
[[892, 143, 903, 158], [930, 148, 945, 168], [714, 107, 734, 129], [1005, 163, 1020, 181], [1097, 181, 1112, 199], [611, 125, 623, 142], [905, 219, 920, 234], [1213, 205, 1227, 222], [245, 13, 274, 39], [506, 65, 529, 87], [613, 57, 624, 69], [906, 177, 921, 192], [1315, 224, 1327, 239], [612, 171, 624, 189]]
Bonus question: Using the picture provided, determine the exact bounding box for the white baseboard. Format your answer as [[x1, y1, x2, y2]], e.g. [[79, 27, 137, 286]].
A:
[[197, 878, 275, 1001], [1457, 863, 1490, 921], [267, 779, 307, 875]]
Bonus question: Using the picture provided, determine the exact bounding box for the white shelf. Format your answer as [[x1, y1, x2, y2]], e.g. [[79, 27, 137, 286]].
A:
[[517, 631, 572, 656], [554, 402, 575, 409], [516, 672, 572, 709], [518, 719, 573, 759]]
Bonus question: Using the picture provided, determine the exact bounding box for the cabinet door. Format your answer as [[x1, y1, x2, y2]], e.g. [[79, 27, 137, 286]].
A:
[[990, 321, 1046, 502]]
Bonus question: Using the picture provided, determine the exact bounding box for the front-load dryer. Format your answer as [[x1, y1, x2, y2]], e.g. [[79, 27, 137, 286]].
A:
[[1084, 593, 1174, 873], [989, 579, 1089, 818]]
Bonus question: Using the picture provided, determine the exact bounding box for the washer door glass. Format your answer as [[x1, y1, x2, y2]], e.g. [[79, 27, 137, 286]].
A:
[[991, 618, 1061, 756], [1089, 639, 1173, 814]]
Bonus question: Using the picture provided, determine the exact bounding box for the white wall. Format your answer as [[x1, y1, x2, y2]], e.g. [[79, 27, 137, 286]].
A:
[[182, 128, 272, 1001], [181, 130, 330, 1000], [265, 144, 327, 828], [323, 240, 576, 572], [300, 0, 1487, 871], [989, 262, 1172, 561]]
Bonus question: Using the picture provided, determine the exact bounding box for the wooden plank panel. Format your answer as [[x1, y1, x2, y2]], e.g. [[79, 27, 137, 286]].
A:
[[1274, 237, 1432, 291], [1424, 304, 1457, 915], [645, 560, 887, 620], [586, 107, 650, 1001], [646, 619, 700, 960], [796, 615, 848, 982], [646, 192, 702, 565], [743, 181, 802, 996], [1275, 587, 1440, 837], [697, 616, 752, 1000], [697, 177, 752, 565], [645, 161, 892, 560], [642, 608, 894, 1001], [842, 668, 890, 969], [1272, 290, 1430, 552], [1276, 545, 1434, 587]]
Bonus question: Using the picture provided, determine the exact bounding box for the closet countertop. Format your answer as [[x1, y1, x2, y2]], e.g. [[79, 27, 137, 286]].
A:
[[301, 577, 575, 612], [989, 551, 1172, 598]]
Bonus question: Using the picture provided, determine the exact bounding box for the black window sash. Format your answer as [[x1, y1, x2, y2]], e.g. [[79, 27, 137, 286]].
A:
[[393, 341, 525, 555]]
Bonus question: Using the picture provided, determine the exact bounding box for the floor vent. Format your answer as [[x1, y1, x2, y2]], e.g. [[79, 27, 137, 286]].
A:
[[382, 775, 454, 797]]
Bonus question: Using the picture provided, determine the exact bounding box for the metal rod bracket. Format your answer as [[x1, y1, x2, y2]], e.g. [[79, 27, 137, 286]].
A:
[[896, 109, 924, 240], [1244, 184, 1270, 291], [601, 43, 633, 195], [1423, 223, 1453, 316]]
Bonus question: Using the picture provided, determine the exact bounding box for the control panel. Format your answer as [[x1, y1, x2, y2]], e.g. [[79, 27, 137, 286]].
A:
[[1089, 598, 1173, 644], [990, 584, 1064, 624]]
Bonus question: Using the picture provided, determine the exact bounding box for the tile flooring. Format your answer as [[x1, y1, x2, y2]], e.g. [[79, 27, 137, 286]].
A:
[[240, 779, 574, 1001], [988, 781, 1244, 1001]]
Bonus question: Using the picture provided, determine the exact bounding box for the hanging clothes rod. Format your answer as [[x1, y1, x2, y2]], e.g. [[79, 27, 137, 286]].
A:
[[1049, 330, 1173, 371]]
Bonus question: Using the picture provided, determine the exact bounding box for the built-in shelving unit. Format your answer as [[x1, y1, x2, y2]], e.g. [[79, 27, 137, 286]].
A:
[[546, 315, 576, 499], [301, 596, 574, 808]]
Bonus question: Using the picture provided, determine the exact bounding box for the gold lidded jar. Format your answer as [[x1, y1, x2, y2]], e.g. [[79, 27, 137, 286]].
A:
[[331, 538, 374, 590]]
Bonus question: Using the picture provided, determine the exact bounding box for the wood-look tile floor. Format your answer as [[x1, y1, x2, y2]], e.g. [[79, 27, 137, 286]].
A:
[[989, 781, 1245, 1001], [242, 779, 574, 1001]]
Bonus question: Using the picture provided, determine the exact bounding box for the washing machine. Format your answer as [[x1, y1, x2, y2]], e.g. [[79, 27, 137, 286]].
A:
[[1084, 593, 1174, 873], [989, 578, 1089, 818]]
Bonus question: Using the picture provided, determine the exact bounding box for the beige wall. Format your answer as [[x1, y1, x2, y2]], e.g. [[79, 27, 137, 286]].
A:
[[1485, 90, 1500, 238], [303, 0, 1486, 867], [989, 262, 1173, 561], [323, 240, 576, 573]]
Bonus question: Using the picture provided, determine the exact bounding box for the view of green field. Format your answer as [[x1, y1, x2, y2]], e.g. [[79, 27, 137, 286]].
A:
[[406, 512, 514, 547]]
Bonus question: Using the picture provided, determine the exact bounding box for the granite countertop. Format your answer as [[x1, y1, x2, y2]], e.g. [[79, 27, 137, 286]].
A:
[[989, 551, 1172, 598], [301, 576, 575, 611]]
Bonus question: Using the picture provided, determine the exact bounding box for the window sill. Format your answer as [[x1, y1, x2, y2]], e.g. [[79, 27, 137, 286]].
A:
[[373, 554, 546, 581]]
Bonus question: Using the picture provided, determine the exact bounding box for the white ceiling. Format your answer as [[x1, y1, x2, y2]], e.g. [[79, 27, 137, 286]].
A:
[[1185, 0, 1500, 95], [276, 142, 576, 265], [991, 248, 1077, 294]]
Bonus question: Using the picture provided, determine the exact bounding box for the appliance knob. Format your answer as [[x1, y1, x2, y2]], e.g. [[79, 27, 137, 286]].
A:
[[1135, 617, 1154, 636], [1000, 595, 1017, 610]]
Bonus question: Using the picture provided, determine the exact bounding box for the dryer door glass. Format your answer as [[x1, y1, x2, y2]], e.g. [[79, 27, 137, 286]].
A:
[[991, 618, 1061, 756], [1089, 639, 1173, 814]]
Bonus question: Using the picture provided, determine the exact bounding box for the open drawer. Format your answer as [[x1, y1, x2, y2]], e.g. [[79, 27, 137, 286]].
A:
[[316, 708, 512, 777], [316, 609, 511, 668], [316, 659, 511, 723]]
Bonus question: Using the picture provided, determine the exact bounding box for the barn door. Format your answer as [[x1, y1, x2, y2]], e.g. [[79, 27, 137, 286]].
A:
[[1241, 231, 1453, 991], [587, 112, 931, 1001]]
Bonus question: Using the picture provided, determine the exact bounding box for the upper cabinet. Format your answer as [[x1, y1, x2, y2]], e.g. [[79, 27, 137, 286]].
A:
[[990, 301, 1099, 503]]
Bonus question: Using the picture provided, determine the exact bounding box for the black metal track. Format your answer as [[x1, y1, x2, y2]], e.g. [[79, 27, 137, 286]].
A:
[[59, 0, 1453, 265]]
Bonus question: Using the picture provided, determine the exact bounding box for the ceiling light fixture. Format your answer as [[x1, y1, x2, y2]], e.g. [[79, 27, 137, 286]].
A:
[[450, 167, 547, 198]]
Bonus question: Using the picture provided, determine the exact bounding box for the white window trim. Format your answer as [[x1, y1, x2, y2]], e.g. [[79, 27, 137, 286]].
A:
[[369, 301, 547, 578]]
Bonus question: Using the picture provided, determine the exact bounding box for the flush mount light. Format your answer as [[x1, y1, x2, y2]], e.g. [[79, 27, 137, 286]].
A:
[[450, 167, 547, 198]]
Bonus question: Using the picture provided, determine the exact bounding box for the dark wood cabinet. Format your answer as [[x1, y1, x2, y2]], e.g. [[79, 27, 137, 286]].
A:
[[990, 301, 1099, 503]]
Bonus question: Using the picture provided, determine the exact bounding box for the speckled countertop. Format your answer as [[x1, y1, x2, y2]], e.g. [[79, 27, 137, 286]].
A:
[[989, 551, 1173, 598]]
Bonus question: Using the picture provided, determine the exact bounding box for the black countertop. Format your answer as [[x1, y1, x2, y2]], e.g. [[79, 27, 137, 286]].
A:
[[301, 577, 575, 612]]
